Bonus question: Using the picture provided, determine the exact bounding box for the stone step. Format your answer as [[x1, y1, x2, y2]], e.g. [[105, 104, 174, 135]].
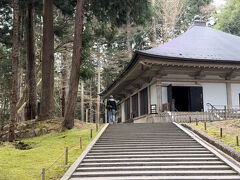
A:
[[76, 165, 231, 172], [95, 141, 198, 144], [90, 147, 207, 152], [82, 157, 219, 163], [71, 170, 237, 177], [88, 150, 212, 155], [85, 154, 215, 159], [94, 143, 200, 146], [70, 175, 240, 180], [97, 139, 197, 142], [102, 133, 187, 135], [92, 145, 203, 149], [79, 161, 226, 167], [66, 123, 240, 180], [99, 134, 190, 139]]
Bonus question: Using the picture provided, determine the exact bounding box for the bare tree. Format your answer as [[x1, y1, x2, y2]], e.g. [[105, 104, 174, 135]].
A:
[[151, 0, 157, 46], [9, 0, 19, 142], [62, 0, 85, 129], [155, 0, 184, 42], [39, 0, 55, 120]]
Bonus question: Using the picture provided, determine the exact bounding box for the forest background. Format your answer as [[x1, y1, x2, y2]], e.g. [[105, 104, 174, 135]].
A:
[[0, 0, 239, 141]]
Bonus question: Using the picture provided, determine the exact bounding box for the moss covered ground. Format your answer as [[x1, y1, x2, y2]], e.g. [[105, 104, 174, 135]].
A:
[[191, 120, 240, 152], [0, 123, 102, 180]]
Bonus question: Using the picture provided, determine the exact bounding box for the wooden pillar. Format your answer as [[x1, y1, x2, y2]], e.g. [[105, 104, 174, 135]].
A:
[[138, 91, 141, 116], [148, 86, 151, 114], [121, 102, 125, 123], [156, 79, 162, 114], [130, 96, 132, 119], [226, 82, 232, 109]]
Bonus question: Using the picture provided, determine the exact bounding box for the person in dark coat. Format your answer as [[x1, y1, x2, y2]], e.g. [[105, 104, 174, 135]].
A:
[[106, 95, 117, 124]]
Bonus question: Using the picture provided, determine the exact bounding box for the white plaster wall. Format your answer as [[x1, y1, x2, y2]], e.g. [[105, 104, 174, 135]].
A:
[[162, 87, 168, 104], [201, 83, 227, 111], [231, 83, 240, 107], [150, 84, 157, 105], [121, 102, 125, 123]]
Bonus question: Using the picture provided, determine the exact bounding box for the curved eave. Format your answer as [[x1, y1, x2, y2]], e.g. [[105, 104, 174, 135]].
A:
[[137, 51, 240, 65], [100, 50, 240, 98], [100, 52, 140, 97]]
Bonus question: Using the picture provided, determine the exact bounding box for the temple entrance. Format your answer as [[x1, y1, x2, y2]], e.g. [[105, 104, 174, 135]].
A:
[[167, 85, 203, 112]]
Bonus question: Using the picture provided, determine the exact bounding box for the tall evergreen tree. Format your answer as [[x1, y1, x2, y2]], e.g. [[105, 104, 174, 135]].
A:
[[26, 0, 37, 120], [62, 0, 85, 129], [8, 0, 19, 142], [39, 0, 55, 120]]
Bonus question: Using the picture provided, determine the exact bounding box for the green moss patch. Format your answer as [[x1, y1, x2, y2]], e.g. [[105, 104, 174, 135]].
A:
[[0, 123, 103, 180]]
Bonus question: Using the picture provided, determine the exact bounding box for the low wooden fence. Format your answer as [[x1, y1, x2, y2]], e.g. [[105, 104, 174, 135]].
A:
[[147, 109, 240, 123]]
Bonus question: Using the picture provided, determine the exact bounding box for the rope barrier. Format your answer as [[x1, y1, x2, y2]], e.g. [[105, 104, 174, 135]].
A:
[[35, 126, 101, 180]]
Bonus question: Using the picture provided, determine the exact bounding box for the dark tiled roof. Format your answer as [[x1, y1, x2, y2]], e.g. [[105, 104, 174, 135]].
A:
[[101, 24, 240, 97], [141, 25, 240, 61]]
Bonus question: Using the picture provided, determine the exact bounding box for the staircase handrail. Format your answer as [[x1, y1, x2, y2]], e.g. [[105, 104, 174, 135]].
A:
[[207, 103, 219, 112]]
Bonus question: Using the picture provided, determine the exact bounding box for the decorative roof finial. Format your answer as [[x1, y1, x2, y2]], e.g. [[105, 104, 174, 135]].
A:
[[193, 15, 206, 27], [194, 15, 201, 21]]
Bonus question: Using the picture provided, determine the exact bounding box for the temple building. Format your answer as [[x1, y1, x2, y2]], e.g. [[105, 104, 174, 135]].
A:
[[100, 20, 240, 123]]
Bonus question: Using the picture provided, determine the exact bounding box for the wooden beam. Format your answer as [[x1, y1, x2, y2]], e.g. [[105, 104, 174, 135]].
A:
[[191, 69, 206, 79], [225, 71, 237, 80], [130, 83, 141, 89], [139, 77, 151, 83], [159, 77, 240, 83]]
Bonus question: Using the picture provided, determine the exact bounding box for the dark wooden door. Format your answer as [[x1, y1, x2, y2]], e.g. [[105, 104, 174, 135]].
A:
[[189, 87, 203, 112], [140, 88, 148, 115], [125, 98, 130, 121], [132, 94, 138, 118], [167, 85, 173, 111]]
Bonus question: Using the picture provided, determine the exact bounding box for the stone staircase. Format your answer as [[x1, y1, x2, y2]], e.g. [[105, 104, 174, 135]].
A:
[[69, 123, 240, 180]]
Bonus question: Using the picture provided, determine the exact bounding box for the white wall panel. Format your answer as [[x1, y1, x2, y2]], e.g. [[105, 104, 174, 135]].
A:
[[231, 83, 240, 107], [162, 87, 168, 104], [201, 83, 227, 111], [150, 84, 157, 105]]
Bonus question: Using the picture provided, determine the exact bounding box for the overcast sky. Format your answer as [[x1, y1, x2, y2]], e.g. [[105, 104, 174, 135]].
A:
[[213, 0, 227, 8]]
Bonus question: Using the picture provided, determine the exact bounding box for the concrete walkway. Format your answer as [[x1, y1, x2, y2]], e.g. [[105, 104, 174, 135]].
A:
[[68, 123, 240, 180]]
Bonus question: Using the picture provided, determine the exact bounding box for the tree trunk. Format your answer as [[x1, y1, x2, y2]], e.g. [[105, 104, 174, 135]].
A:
[[26, 0, 37, 120], [61, 54, 68, 117], [126, 23, 132, 58], [151, 0, 157, 47], [17, 68, 24, 122], [9, 0, 19, 142], [96, 59, 101, 124], [89, 81, 93, 123], [62, 0, 85, 129], [81, 80, 84, 122], [39, 0, 55, 120]]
